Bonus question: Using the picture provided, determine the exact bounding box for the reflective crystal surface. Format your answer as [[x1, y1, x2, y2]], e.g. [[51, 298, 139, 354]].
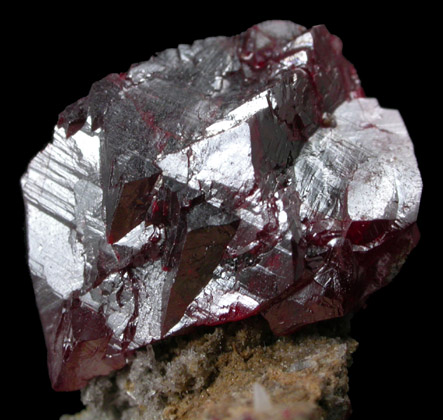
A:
[[21, 21, 422, 391]]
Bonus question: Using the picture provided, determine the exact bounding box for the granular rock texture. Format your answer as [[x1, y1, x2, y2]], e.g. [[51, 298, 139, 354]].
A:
[[61, 317, 357, 420], [21, 20, 421, 391]]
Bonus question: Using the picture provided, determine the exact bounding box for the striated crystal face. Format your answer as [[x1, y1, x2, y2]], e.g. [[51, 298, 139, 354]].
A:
[[21, 21, 422, 391]]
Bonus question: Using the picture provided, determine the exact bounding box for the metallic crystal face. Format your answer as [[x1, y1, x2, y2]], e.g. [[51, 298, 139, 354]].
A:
[[21, 21, 422, 391]]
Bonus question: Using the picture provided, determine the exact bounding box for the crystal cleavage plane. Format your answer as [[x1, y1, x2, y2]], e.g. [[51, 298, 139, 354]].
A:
[[21, 21, 422, 391]]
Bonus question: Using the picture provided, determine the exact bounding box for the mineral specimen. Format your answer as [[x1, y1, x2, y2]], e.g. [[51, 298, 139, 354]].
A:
[[21, 21, 422, 392]]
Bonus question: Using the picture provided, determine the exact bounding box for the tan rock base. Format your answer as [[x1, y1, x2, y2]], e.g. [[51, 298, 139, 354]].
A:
[[62, 317, 356, 420]]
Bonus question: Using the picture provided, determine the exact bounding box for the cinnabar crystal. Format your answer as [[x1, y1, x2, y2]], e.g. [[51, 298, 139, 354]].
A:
[[21, 21, 422, 391]]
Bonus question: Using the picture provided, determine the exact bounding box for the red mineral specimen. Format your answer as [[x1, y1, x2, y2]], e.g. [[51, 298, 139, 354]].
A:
[[21, 21, 421, 391]]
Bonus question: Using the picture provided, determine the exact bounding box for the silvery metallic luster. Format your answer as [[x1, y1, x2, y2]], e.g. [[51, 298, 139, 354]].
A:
[[21, 21, 422, 391]]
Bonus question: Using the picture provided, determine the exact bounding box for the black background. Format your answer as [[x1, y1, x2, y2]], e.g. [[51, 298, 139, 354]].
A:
[[7, 5, 436, 419]]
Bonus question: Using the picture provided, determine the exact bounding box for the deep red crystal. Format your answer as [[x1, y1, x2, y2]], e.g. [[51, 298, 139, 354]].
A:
[[21, 21, 421, 391]]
